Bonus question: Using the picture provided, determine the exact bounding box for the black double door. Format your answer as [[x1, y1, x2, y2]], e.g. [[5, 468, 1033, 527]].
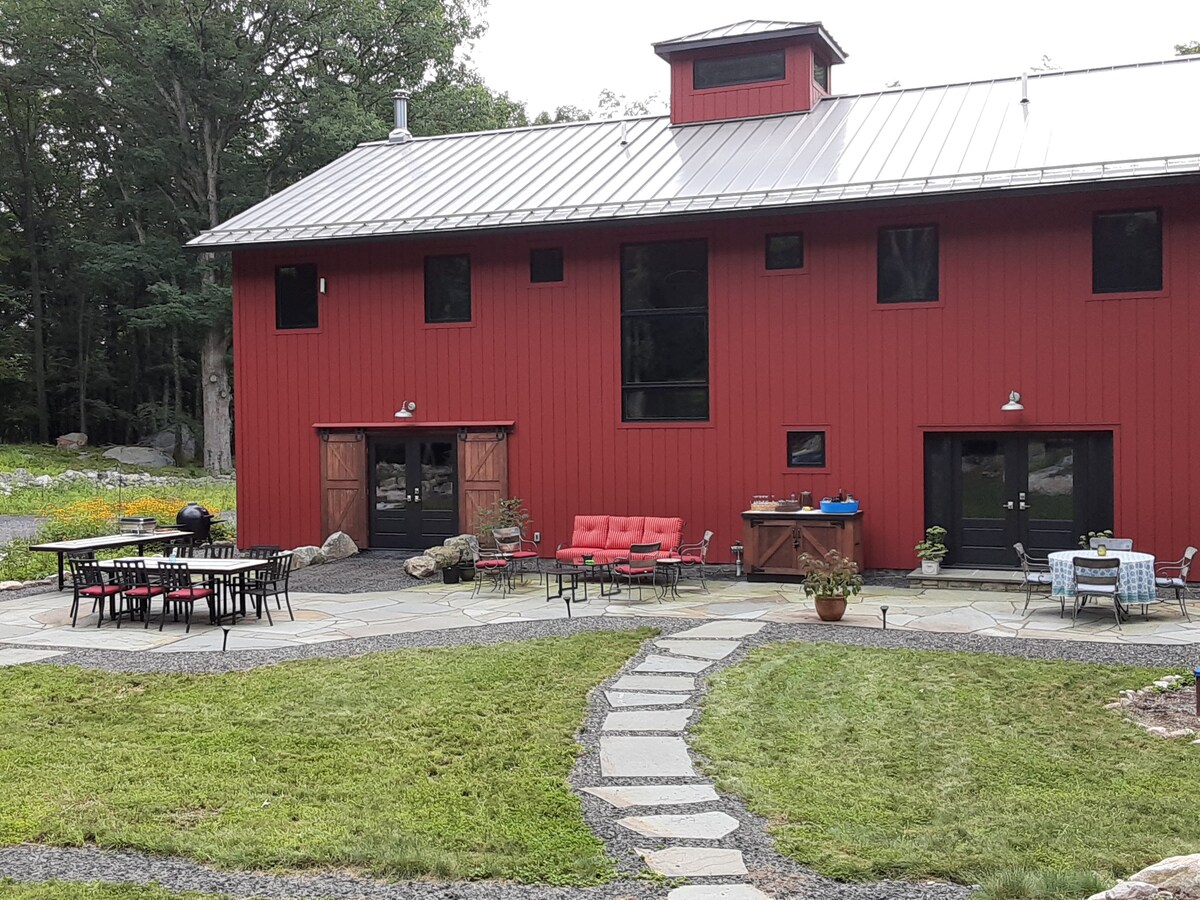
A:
[[369, 438, 458, 549], [925, 432, 1113, 568]]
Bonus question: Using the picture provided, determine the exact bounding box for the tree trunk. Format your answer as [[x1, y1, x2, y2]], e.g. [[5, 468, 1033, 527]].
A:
[[21, 174, 49, 442], [172, 328, 184, 466], [77, 294, 89, 433], [201, 323, 233, 473]]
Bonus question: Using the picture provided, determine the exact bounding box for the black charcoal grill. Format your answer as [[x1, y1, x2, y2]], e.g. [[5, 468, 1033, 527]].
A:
[[176, 502, 214, 543]]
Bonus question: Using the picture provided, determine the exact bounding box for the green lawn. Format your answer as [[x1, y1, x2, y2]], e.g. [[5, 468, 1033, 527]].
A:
[[692, 643, 1199, 893], [0, 631, 650, 884], [0, 882, 222, 900], [0, 444, 206, 478]]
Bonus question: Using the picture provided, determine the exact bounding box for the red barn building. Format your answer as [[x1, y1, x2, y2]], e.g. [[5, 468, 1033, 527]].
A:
[[190, 20, 1200, 571]]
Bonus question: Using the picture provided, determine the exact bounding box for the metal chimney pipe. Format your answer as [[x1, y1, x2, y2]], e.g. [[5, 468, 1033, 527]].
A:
[[389, 88, 412, 143]]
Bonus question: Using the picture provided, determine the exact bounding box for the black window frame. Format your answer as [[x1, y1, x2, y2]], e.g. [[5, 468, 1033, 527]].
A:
[[424, 253, 472, 324], [1092, 208, 1163, 295], [274, 263, 320, 331], [620, 238, 709, 423], [693, 49, 787, 90], [529, 247, 565, 284], [786, 430, 827, 469], [765, 232, 805, 271], [877, 224, 940, 304], [813, 59, 830, 92]]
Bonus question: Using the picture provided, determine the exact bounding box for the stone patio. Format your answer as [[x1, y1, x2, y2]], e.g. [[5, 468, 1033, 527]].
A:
[[0, 575, 1196, 657]]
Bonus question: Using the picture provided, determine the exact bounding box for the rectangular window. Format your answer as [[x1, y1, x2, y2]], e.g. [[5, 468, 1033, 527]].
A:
[[765, 233, 804, 270], [878, 225, 939, 304], [530, 247, 564, 283], [694, 50, 786, 90], [787, 431, 827, 468], [1092, 209, 1162, 294], [621, 239, 709, 422], [275, 264, 319, 330], [814, 59, 830, 91], [424, 254, 471, 323]]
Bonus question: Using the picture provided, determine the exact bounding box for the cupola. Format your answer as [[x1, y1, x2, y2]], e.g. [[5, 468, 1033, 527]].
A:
[[653, 19, 847, 125]]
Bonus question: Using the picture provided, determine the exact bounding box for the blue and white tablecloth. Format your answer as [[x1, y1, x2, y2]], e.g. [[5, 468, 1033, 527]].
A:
[[1048, 550, 1157, 604]]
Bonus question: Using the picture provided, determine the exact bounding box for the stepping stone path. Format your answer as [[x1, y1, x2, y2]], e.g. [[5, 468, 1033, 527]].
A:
[[579, 620, 773, 896]]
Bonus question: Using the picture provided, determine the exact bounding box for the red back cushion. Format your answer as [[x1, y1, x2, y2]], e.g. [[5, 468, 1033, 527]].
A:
[[571, 515, 610, 548], [642, 516, 684, 551], [605, 516, 646, 550]]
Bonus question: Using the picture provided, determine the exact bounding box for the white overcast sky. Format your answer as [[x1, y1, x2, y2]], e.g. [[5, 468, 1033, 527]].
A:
[[471, 0, 1198, 116]]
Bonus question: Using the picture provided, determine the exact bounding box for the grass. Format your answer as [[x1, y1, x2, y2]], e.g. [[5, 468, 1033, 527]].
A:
[[0, 881, 224, 899], [0, 444, 207, 478], [0, 630, 651, 884], [692, 643, 1200, 894]]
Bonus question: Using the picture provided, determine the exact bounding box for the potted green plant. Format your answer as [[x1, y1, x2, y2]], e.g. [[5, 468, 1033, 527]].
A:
[[475, 497, 532, 548], [914, 525, 949, 575], [798, 549, 863, 622]]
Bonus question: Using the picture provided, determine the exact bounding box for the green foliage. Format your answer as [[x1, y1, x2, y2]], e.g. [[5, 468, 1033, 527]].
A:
[[1177, 41, 1199, 55], [0, 881, 226, 899], [1078, 529, 1114, 549], [975, 869, 1110, 900], [693, 643, 1200, 887], [0, 444, 203, 477], [475, 497, 532, 545], [797, 549, 862, 599], [0, 631, 651, 883], [914, 525, 949, 561]]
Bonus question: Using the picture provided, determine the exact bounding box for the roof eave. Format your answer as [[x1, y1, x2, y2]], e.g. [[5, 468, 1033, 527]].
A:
[[653, 24, 848, 63]]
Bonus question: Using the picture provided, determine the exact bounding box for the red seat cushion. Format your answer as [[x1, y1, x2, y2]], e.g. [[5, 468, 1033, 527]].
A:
[[642, 516, 684, 554], [605, 516, 646, 551], [80, 585, 122, 597], [556, 546, 604, 563], [123, 586, 166, 598], [615, 564, 654, 576], [509, 551, 539, 559], [167, 588, 214, 600], [681, 554, 704, 564], [571, 515, 610, 548], [476, 559, 508, 569]]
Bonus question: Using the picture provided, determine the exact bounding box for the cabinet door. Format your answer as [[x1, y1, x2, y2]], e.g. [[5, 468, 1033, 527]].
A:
[[749, 520, 799, 574]]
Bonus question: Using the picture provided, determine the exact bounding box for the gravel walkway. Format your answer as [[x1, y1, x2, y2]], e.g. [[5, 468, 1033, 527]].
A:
[[287, 550, 423, 593]]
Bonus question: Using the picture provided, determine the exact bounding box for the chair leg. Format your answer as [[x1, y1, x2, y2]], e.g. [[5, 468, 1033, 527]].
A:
[[283, 588, 294, 621], [1178, 588, 1191, 622], [184, 603, 192, 634], [262, 594, 274, 625], [1022, 583, 1032, 614], [70, 593, 80, 627]]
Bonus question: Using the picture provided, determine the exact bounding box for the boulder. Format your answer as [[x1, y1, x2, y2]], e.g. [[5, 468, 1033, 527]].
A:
[[102, 445, 173, 468], [1086, 881, 1167, 900], [142, 427, 198, 461], [1131, 854, 1200, 896], [403, 555, 437, 578], [0, 580, 24, 591], [291, 546, 325, 570], [31, 475, 52, 488], [320, 531, 359, 562], [56, 432, 88, 449], [445, 533, 479, 563], [426, 545, 461, 569]]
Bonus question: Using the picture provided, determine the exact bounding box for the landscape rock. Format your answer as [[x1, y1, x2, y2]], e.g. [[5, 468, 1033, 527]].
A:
[[403, 555, 437, 578], [1086, 881, 1167, 900], [102, 445, 173, 468], [426, 545, 460, 569], [31, 475, 52, 488], [290, 546, 325, 570], [0, 581, 24, 591], [443, 534, 478, 564], [319, 531, 359, 562], [55, 432, 88, 449], [1131, 854, 1200, 896], [142, 427, 198, 461]]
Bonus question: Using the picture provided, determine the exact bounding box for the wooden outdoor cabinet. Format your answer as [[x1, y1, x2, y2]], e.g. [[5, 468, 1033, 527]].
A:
[[741, 510, 864, 581]]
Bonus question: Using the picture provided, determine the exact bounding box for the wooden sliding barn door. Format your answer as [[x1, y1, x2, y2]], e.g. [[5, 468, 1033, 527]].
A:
[[458, 431, 508, 536], [320, 431, 368, 546]]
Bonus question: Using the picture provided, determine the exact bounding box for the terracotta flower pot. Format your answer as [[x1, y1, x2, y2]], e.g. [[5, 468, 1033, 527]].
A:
[[814, 595, 848, 622]]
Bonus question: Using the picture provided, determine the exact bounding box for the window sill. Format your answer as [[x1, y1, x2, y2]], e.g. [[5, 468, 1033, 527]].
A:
[[618, 421, 715, 430], [273, 326, 323, 335], [781, 466, 830, 476], [760, 267, 808, 278], [1087, 291, 1169, 302], [873, 301, 944, 311], [423, 321, 475, 330]]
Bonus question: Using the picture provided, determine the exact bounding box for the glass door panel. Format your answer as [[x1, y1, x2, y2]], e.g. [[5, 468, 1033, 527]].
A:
[[1025, 437, 1077, 553], [370, 442, 410, 548], [956, 438, 1018, 567]]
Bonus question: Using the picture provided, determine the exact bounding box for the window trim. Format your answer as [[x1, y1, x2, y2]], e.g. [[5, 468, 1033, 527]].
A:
[[619, 237, 711, 424], [423, 252, 473, 326], [813, 57, 830, 93], [528, 246, 566, 286], [782, 427, 830, 474], [877, 223, 941, 306], [1089, 207, 1166, 300], [762, 231, 807, 275], [273, 263, 321, 333], [692, 49, 788, 92]]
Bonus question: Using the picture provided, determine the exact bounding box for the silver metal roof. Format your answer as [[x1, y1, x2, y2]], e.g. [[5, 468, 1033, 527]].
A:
[[190, 57, 1200, 250], [652, 20, 847, 63]]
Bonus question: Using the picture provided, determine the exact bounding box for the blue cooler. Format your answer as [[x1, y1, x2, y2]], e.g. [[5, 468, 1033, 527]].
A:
[[819, 499, 860, 514]]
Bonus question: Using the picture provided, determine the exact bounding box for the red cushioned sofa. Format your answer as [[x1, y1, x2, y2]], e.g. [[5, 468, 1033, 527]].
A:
[[556, 516, 684, 565]]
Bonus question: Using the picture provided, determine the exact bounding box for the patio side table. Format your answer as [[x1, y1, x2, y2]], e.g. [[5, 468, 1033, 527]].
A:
[[656, 557, 683, 600], [545, 563, 589, 617]]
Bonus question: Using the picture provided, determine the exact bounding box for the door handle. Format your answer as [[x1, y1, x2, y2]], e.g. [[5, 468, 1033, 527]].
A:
[[1019, 501, 1030, 510], [1003, 501, 1014, 510]]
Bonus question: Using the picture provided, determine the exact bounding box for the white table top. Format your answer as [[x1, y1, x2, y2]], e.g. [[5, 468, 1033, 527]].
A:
[[30, 531, 192, 552], [97, 556, 269, 574], [1049, 549, 1155, 565]]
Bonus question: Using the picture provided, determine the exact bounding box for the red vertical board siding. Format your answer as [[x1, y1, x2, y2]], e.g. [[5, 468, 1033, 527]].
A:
[[669, 38, 818, 124], [230, 185, 1200, 568]]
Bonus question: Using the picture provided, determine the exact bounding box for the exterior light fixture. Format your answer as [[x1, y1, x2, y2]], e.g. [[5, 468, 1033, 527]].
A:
[[1001, 390, 1024, 412], [730, 541, 744, 577], [394, 401, 416, 419], [880, 604, 889, 630]]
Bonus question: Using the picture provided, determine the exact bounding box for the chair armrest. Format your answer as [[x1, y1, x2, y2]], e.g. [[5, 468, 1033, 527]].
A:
[[677, 541, 703, 555], [520, 538, 539, 553]]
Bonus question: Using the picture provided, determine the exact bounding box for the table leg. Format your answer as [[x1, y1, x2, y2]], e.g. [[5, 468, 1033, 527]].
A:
[[57, 553, 65, 591]]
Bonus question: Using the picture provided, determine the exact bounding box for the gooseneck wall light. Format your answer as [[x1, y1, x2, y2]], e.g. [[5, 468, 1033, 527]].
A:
[[1001, 390, 1024, 412]]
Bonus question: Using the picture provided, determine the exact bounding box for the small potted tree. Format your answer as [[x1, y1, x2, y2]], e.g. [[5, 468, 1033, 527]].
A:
[[798, 549, 863, 622], [914, 525, 949, 575]]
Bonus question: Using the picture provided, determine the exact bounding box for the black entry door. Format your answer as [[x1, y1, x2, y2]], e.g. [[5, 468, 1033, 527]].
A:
[[925, 432, 1113, 568], [369, 438, 458, 549]]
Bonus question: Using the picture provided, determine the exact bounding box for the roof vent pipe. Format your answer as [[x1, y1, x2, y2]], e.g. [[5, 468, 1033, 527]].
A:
[[389, 89, 412, 143], [1020, 73, 1029, 104]]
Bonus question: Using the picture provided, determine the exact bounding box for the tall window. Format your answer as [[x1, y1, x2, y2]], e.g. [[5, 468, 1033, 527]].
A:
[[1093, 209, 1162, 294], [621, 239, 709, 421], [275, 264, 319, 330], [694, 50, 786, 90], [878, 225, 939, 304], [425, 254, 471, 323], [813, 59, 830, 92]]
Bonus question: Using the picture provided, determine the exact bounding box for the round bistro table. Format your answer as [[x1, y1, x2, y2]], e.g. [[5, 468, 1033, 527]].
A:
[[1048, 549, 1157, 617]]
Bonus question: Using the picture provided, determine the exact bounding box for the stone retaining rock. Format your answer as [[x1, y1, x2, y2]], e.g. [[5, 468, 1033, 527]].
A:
[[320, 531, 359, 562], [403, 555, 437, 578], [426, 545, 460, 569], [290, 546, 325, 571], [55, 432, 87, 449], [103, 446, 173, 467], [0, 466, 233, 496]]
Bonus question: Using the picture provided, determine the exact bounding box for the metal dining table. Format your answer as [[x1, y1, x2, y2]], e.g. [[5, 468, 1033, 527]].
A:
[[96, 556, 272, 624], [1048, 549, 1158, 618], [30, 531, 193, 591]]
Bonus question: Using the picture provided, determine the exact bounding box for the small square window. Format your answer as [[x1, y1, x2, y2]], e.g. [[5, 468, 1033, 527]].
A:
[[425, 254, 471, 323], [530, 247, 564, 283], [814, 60, 830, 92], [765, 233, 804, 270], [275, 264, 319, 330], [878, 225, 939, 304], [1092, 209, 1162, 294], [787, 431, 826, 468]]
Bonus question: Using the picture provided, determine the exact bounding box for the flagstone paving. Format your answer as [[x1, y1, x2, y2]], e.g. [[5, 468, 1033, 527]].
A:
[[613, 674, 698, 691], [603, 709, 695, 731], [618, 811, 741, 839], [605, 691, 694, 707], [581, 784, 720, 808], [600, 736, 697, 777], [636, 847, 748, 877], [635, 654, 713, 673], [654, 638, 743, 659], [668, 886, 772, 900]]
